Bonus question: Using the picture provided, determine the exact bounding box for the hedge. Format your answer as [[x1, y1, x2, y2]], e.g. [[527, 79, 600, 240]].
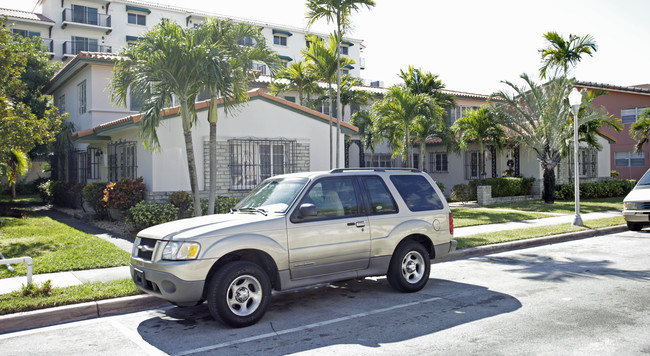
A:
[[126, 201, 179, 230], [468, 177, 535, 199], [554, 179, 636, 200]]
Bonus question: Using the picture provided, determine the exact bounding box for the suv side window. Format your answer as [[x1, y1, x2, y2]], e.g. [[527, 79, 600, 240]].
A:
[[362, 176, 397, 214], [300, 177, 360, 220], [389, 175, 443, 212]]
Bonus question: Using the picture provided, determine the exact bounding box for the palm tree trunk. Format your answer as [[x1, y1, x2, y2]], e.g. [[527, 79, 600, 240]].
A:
[[335, 41, 342, 169], [180, 102, 202, 216], [207, 94, 218, 215], [543, 167, 556, 204], [421, 142, 426, 172], [405, 122, 412, 167]]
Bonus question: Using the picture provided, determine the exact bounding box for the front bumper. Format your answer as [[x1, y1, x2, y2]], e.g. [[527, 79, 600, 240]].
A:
[[622, 210, 650, 224], [130, 264, 206, 306]]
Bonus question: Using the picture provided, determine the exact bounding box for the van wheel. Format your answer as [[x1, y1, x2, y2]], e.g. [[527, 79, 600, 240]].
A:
[[207, 261, 271, 328], [387, 241, 430, 293], [627, 223, 643, 231]]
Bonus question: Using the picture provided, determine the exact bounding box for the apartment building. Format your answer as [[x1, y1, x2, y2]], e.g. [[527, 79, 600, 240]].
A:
[[1, 0, 365, 78]]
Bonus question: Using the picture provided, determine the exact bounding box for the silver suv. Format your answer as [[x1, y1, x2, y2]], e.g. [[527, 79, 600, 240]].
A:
[[130, 168, 456, 327]]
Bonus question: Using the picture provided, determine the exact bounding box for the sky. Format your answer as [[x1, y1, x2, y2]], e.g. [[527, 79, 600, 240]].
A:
[[6, 0, 650, 95]]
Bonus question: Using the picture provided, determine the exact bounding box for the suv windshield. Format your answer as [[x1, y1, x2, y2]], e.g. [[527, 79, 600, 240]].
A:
[[234, 177, 308, 213]]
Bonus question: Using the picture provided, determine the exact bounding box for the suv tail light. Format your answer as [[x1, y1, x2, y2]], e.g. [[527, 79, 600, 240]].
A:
[[449, 212, 454, 235]]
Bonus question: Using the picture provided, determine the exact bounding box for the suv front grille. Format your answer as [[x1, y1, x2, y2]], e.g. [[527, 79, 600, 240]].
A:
[[640, 202, 650, 210], [135, 238, 158, 261]]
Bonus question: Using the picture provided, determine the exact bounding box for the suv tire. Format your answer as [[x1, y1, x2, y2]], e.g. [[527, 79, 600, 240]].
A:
[[627, 222, 643, 231], [387, 241, 430, 293], [207, 261, 271, 328]]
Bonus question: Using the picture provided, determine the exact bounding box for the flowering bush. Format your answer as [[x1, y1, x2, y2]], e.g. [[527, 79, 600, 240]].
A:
[[102, 177, 146, 211], [170, 191, 192, 218]]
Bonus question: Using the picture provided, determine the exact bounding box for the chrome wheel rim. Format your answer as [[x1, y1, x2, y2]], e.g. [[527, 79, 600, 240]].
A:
[[226, 275, 263, 316], [401, 251, 425, 284]]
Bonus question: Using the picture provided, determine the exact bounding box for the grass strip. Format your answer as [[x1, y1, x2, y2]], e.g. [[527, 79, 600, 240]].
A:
[[0, 214, 130, 279], [456, 216, 625, 249], [452, 208, 551, 228], [0, 279, 142, 315], [486, 197, 623, 214]]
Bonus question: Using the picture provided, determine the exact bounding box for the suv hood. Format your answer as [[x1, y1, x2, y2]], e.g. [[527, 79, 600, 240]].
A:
[[625, 185, 650, 202], [137, 212, 281, 240]]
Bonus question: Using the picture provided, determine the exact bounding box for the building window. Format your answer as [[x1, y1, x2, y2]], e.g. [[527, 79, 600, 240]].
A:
[[341, 46, 349, 55], [127, 13, 146, 25], [448, 105, 480, 124], [129, 86, 146, 111], [365, 153, 397, 168], [320, 103, 330, 116], [71, 36, 99, 53], [70, 5, 99, 25], [12, 29, 40, 38], [284, 96, 296, 103], [570, 148, 597, 178], [78, 80, 87, 114], [428, 152, 448, 173], [465, 151, 480, 180], [87, 147, 101, 180], [108, 140, 137, 181], [229, 138, 296, 190], [57, 95, 65, 112], [615, 151, 645, 167], [273, 35, 287, 46], [237, 36, 253, 46], [621, 107, 650, 124]]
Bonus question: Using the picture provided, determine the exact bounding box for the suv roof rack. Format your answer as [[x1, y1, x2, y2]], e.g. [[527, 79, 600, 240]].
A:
[[330, 168, 422, 173]]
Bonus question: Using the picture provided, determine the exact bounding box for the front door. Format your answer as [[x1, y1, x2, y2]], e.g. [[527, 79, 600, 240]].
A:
[[287, 177, 370, 279]]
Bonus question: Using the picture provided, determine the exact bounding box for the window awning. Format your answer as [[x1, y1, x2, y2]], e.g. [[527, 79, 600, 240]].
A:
[[125, 5, 151, 14], [126, 35, 144, 42], [272, 29, 293, 37], [344, 64, 354, 69], [341, 40, 354, 47], [278, 55, 293, 62]]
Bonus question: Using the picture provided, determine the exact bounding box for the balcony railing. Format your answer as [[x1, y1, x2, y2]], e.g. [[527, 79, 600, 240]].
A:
[[41, 38, 54, 53], [62, 8, 111, 30], [249, 63, 268, 75], [63, 41, 112, 56]]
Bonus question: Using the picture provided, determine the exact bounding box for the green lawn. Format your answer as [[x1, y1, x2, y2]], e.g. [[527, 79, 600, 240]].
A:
[[0, 279, 141, 315], [0, 214, 130, 279], [456, 216, 626, 249], [486, 197, 623, 214], [452, 208, 551, 228], [0, 194, 41, 204]]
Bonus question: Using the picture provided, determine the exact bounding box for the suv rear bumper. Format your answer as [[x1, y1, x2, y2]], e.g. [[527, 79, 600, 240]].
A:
[[434, 240, 457, 259], [130, 265, 205, 306]]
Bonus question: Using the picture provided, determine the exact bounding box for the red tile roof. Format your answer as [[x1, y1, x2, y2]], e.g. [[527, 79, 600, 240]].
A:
[[0, 8, 55, 23]]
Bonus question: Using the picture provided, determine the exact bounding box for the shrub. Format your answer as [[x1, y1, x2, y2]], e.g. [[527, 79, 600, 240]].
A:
[[83, 182, 108, 218], [170, 191, 192, 218], [451, 184, 472, 202], [126, 201, 179, 230], [199, 196, 241, 216], [469, 177, 535, 198], [51, 181, 83, 208], [610, 170, 619, 178], [103, 177, 145, 211], [435, 181, 445, 195], [37, 180, 54, 203], [554, 179, 636, 200]]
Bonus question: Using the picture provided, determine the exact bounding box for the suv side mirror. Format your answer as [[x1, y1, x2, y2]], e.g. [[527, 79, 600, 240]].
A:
[[298, 203, 317, 218]]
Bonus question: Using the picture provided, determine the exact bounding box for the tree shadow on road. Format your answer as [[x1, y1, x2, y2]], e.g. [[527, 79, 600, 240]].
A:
[[136, 278, 521, 355]]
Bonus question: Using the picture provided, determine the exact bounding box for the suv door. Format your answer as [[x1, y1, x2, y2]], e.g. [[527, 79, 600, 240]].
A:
[[287, 176, 370, 279]]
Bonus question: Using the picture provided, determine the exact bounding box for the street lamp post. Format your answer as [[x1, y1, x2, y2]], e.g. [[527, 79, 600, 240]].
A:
[[569, 88, 583, 226]]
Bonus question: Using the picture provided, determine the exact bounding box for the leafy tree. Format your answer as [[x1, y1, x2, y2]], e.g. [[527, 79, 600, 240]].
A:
[[630, 109, 650, 152], [372, 86, 437, 168], [270, 61, 322, 107], [493, 74, 607, 203], [306, 0, 375, 168], [111, 20, 205, 216], [197, 18, 278, 214], [0, 19, 63, 176], [452, 106, 505, 182], [302, 34, 354, 169], [539, 32, 597, 79]]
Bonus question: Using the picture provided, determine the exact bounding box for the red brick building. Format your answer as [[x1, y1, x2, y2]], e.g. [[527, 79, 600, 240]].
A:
[[576, 82, 650, 180]]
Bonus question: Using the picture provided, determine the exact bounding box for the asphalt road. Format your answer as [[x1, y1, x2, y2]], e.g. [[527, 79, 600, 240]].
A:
[[2, 229, 649, 355]]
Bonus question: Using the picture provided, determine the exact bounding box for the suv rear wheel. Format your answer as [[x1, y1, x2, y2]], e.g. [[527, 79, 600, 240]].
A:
[[207, 261, 271, 327], [387, 241, 430, 293]]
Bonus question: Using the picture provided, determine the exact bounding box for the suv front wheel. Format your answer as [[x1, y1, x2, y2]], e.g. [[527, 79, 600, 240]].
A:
[[207, 261, 271, 328], [387, 241, 431, 293]]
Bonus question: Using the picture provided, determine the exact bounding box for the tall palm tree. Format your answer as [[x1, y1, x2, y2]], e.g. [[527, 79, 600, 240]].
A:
[[197, 18, 278, 214], [270, 61, 322, 107], [111, 20, 205, 216], [350, 109, 380, 167], [373, 85, 436, 168], [306, 0, 375, 168], [630, 109, 650, 152], [539, 32, 598, 79], [452, 106, 505, 183], [411, 104, 448, 172], [493, 74, 607, 203], [302, 34, 353, 169], [0, 149, 30, 199], [399, 65, 455, 108], [335, 75, 371, 122]]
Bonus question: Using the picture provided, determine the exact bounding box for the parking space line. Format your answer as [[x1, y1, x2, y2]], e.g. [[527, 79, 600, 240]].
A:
[[174, 296, 442, 356], [108, 319, 167, 356]]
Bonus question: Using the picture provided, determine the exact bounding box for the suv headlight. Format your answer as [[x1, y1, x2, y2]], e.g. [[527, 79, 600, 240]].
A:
[[624, 202, 638, 210], [162, 241, 201, 260]]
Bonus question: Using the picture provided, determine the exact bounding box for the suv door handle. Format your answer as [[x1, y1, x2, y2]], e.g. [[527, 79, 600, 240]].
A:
[[356, 221, 365, 228]]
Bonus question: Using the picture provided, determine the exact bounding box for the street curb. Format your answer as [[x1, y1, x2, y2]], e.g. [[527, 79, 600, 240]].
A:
[[0, 294, 169, 334], [436, 224, 628, 262]]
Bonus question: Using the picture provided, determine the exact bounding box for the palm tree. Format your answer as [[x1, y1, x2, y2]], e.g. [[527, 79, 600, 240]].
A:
[[452, 106, 505, 183], [306, 0, 375, 168], [411, 104, 448, 172], [197, 18, 278, 214], [270, 61, 322, 107], [564, 89, 621, 155], [373, 85, 436, 168], [0, 149, 30, 199], [399, 65, 455, 108], [539, 32, 598, 79], [302, 34, 353, 169], [493, 74, 607, 203], [630, 109, 650, 152], [111, 20, 204, 216], [335, 75, 371, 122], [350, 109, 379, 167]]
